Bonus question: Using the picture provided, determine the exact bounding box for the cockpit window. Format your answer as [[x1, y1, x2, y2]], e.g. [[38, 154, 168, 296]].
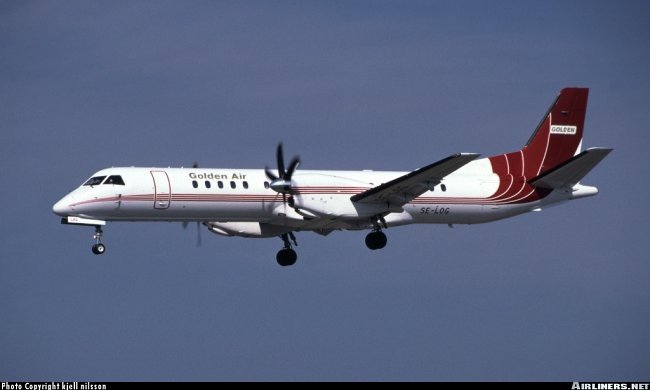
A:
[[105, 175, 125, 185], [83, 176, 106, 186]]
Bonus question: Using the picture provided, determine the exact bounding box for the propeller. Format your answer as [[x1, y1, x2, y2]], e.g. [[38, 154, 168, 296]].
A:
[[183, 161, 202, 247], [265, 143, 300, 201], [182, 221, 202, 247]]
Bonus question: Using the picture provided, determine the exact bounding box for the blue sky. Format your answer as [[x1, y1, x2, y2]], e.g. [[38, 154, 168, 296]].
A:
[[1, 0, 649, 381]]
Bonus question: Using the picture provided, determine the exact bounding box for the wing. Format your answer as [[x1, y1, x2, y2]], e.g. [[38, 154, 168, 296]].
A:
[[351, 153, 480, 205]]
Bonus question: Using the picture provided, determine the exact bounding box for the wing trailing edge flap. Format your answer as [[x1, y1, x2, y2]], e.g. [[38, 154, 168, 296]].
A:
[[529, 147, 613, 189], [351, 153, 481, 206]]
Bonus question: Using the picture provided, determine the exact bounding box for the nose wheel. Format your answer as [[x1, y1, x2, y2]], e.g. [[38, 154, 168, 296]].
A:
[[92, 243, 106, 255], [91, 226, 106, 255]]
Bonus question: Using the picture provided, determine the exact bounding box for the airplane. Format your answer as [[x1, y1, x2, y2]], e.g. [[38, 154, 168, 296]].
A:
[[53, 87, 612, 266]]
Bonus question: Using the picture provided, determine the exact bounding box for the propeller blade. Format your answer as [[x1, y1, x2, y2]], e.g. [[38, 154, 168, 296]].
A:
[[182, 221, 202, 247], [266, 143, 300, 200], [265, 166, 279, 181], [285, 156, 300, 180], [276, 143, 286, 179]]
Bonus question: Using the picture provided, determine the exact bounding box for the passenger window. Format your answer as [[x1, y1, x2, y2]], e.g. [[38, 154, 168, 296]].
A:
[[243, 181, 249, 189], [83, 176, 106, 186], [264, 181, 270, 189], [441, 184, 447, 192], [105, 175, 125, 185], [230, 181, 236, 189], [192, 180, 198, 189], [218, 181, 224, 189], [205, 181, 211, 189]]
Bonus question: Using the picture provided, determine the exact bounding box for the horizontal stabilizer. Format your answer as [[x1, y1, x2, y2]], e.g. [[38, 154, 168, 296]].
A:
[[529, 147, 613, 189], [351, 153, 480, 205]]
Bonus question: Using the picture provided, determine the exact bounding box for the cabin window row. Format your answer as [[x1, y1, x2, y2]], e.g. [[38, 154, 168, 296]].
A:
[[192, 180, 249, 189]]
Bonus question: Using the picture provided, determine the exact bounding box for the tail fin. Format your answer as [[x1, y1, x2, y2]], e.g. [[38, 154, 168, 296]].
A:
[[523, 87, 589, 176], [490, 87, 589, 178]]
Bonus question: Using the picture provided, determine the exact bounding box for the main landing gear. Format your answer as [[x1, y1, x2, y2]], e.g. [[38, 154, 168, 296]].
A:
[[365, 230, 387, 250], [91, 225, 106, 255], [276, 232, 298, 267], [273, 216, 389, 266], [365, 215, 388, 250]]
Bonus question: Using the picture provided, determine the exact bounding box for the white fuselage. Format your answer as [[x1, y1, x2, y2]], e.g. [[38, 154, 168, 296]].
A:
[[52, 158, 592, 237], [50, 87, 608, 264]]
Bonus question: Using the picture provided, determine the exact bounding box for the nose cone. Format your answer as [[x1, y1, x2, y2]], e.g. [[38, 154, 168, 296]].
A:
[[52, 196, 71, 216]]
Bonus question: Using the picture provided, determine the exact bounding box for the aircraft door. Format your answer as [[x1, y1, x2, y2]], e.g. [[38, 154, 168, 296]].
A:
[[150, 171, 171, 209]]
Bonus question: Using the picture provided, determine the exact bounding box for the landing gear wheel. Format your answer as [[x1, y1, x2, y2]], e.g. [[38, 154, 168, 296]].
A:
[[276, 232, 298, 266], [365, 231, 387, 250], [276, 248, 297, 267], [91, 225, 105, 255], [92, 243, 106, 255]]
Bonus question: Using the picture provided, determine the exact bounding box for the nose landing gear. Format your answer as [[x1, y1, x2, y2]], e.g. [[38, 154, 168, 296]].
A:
[[91, 225, 106, 255]]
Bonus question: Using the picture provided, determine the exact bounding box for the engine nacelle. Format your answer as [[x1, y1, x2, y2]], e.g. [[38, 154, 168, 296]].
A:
[[292, 195, 390, 219], [206, 221, 291, 238], [291, 174, 399, 218]]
